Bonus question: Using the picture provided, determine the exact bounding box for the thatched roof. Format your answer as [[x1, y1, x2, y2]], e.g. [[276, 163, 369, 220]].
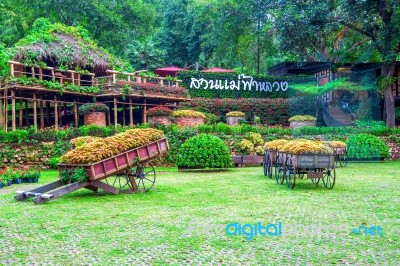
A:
[[11, 18, 129, 74]]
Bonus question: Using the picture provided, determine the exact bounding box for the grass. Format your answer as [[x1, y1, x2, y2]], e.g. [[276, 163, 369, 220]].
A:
[[0, 162, 399, 265]]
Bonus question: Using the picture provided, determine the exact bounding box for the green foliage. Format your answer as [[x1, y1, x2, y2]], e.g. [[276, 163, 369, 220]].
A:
[[78, 125, 114, 137], [177, 134, 232, 169], [288, 115, 317, 122], [47, 157, 61, 169], [346, 134, 389, 160], [23, 170, 40, 180], [60, 167, 88, 183], [0, 129, 29, 144], [78, 103, 109, 115], [165, 127, 197, 164], [7, 76, 100, 94], [51, 141, 72, 157], [179, 97, 289, 126]]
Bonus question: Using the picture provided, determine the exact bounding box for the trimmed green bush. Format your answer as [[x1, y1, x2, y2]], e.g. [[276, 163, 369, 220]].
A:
[[177, 134, 232, 169], [346, 134, 389, 160]]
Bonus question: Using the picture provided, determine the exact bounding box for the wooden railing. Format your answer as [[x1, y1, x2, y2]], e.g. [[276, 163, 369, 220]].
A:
[[8, 61, 96, 87], [8, 61, 183, 93]]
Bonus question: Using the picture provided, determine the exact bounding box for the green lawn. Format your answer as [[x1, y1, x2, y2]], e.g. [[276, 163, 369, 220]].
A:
[[0, 162, 399, 265]]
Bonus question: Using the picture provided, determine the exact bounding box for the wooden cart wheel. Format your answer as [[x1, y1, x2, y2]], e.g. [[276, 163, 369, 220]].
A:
[[106, 173, 131, 190], [263, 152, 273, 179], [310, 170, 320, 185], [322, 167, 336, 189], [285, 157, 296, 189], [129, 164, 156, 192], [339, 153, 348, 167], [263, 151, 268, 176], [275, 156, 284, 185]]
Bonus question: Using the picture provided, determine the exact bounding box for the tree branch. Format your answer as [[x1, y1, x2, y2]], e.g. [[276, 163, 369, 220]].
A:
[[338, 21, 377, 41]]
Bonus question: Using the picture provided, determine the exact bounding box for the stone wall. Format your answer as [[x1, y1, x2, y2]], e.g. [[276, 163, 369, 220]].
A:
[[0, 144, 51, 170], [84, 112, 107, 126]]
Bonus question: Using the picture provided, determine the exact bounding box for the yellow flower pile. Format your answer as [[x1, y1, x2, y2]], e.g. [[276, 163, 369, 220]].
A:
[[173, 110, 206, 118], [264, 139, 290, 151], [280, 139, 332, 154], [226, 111, 245, 117], [61, 128, 164, 164], [70, 136, 103, 147], [288, 115, 317, 122], [265, 139, 332, 154], [329, 141, 347, 148]]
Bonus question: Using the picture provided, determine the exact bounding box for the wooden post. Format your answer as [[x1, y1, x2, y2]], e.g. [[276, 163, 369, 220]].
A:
[[114, 97, 118, 128], [33, 93, 37, 130], [19, 99, 23, 126], [10, 63, 15, 77], [51, 69, 55, 81], [107, 103, 111, 126], [142, 99, 147, 123], [122, 103, 126, 126], [74, 100, 78, 128], [25, 99, 29, 126], [46, 101, 50, 125], [40, 97, 44, 129], [31, 67, 35, 78], [129, 98, 133, 126], [54, 95, 58, 130], [4, 89, 8, 132], [38, 68, 43, 80], [62, 102, 67, 126], [0, 93, 3, 129], [11, 90, 16, 131]]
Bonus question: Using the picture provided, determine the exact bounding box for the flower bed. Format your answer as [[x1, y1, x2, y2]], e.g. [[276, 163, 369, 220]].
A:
[[146, 106, 173, 125], [289, 115, 317, 129], [226, 111, 245, 125], [173, 110, 206, 127]]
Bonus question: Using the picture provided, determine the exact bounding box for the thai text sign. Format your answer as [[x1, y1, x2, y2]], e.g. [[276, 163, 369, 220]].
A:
[[190, 74, 289, 92]]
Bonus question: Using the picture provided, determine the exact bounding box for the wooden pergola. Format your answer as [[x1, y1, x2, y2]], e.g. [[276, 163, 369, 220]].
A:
[[0, 61, 190, 131]]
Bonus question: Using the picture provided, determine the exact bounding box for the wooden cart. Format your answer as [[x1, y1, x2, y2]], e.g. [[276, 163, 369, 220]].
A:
[[263, 149, 277, 179], [15, 138, 169, 204], [282, 152, 336, 189], [333, 146, 348, 167]]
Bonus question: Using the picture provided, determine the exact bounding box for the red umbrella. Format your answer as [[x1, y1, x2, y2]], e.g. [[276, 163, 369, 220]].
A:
[[154, 66, 187, 77], [202, 67, 235, 73]]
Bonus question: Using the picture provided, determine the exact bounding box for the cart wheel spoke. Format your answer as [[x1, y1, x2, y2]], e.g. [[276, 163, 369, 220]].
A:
[[275, 156, 284, 185], [132, 165, 156, 192], [322, 167, 336, 189], [285, 157, 296, 189]]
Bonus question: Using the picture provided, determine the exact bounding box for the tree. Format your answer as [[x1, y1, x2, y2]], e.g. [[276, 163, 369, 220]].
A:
[[270, 0, 399, 126], [126, 38, 166, 70]]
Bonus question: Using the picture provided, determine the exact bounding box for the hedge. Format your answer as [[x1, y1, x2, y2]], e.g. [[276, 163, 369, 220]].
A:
[[178, 97, 289, 126]]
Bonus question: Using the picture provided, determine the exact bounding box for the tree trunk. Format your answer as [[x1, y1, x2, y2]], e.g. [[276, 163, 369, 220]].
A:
[[382, 62, 396, 127]]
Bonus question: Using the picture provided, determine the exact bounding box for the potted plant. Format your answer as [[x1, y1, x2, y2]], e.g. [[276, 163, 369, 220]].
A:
[[226, 111, 245, 125], [288, 115, 317, 129], [12, 169, 23, 184], [79, 103, 109, 126], [173, 110, 206, 127], [35, 129, 58, 146], [146, 106, 173, 125], [24, 170, 41, 183]]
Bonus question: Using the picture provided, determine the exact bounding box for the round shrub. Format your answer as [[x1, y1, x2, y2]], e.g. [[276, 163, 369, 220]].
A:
[[177, 134, 232, 169], [346, 134, 389, 160]]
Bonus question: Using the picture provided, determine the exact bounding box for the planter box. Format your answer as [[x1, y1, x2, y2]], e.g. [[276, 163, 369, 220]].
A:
[[227, 116, 245, 126], [290, 120, 316, 129], [84, 112, 106, 126], [232, 155, 264, 166], [174, 117, 205, 127], [148, 116, 171, 125]]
